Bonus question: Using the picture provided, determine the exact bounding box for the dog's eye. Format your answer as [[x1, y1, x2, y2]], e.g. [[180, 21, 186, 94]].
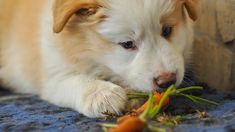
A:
[[119, 41, 137, 50], [162, 26, 173, 38]]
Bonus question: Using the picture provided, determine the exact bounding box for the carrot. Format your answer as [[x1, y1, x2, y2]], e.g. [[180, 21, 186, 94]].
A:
[[154, 92, 170, 107], [107, 91, 172, 132], [135, 92, 170, 113], [117, 92, 170, 124], [109, 116, 145, 132], [117, 114, 132, 124]]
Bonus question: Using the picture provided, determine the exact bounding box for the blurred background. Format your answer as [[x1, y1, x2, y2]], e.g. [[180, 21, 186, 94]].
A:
[[192, 0, 235, 92]]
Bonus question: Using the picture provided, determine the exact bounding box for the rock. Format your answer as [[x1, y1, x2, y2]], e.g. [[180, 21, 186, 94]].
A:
[[216, 0, 235, 43]]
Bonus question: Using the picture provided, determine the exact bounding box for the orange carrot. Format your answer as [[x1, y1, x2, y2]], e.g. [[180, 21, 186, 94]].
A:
[[109, 116, 145, 132], [135, 92, 170, 113], [154, 92, 170, 107], [113, 92, 169, 132], [117, 114, 132, 124]]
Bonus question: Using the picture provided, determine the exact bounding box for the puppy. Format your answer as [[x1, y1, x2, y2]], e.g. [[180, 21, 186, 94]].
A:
[[0, 0, 198, 117]]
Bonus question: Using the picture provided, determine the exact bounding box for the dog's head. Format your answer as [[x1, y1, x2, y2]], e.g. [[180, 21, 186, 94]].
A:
[[53, 0, 198, 92]]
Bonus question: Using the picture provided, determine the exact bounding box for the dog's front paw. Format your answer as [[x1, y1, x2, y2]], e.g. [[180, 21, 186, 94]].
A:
[[80, 81, 127, 118]]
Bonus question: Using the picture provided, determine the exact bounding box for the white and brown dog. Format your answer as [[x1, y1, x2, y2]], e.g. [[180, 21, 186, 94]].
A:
[[0, 0, 198, 117]]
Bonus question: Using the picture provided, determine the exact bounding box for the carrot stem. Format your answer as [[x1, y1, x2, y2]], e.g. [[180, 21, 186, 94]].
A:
[[182, 93, 218, 105], [178, 93, 199, 103], [127, 93, 149, 99], [176, 86, 203, 93], [139, 94, 154, 121], [101, 124, 118, 128], [190, 95, 219, 105]]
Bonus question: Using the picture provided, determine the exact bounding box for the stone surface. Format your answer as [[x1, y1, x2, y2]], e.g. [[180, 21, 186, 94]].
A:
[[0, 88, 235, 132], [192, 36, 234, 91], [216, 0, 235, 43]]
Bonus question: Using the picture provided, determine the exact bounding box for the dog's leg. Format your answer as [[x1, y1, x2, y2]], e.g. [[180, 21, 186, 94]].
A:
[[40, 73, 127, 117]]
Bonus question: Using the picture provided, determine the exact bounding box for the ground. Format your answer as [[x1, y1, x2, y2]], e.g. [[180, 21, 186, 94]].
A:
[[0, 87, 235, 132]]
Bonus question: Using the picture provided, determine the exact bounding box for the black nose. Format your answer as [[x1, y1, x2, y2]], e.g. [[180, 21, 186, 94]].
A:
[[154, 73, 177, 89]]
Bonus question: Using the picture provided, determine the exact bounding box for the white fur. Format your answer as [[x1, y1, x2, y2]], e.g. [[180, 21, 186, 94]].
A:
[[0, 0, 194, 117], [38, 0, 127, 118], [0, 18, 39, 94], [98, 0, 194, 92]]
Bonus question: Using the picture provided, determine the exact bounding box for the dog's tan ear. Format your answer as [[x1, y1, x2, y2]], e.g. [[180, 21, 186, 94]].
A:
[[53, 0, 104, 33], [183, 0, 199, 21]]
